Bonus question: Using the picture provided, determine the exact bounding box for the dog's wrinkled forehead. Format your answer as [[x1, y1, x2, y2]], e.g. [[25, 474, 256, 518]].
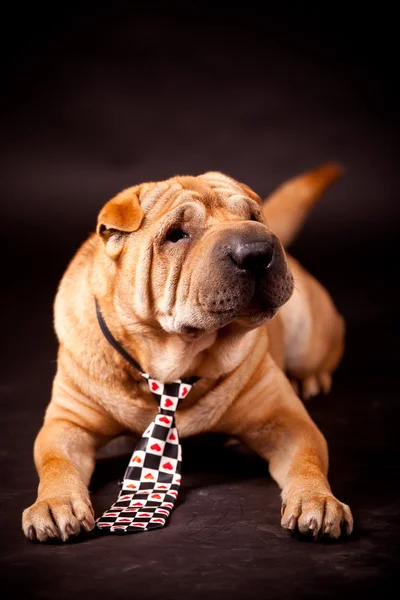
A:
[[138, 172, 261, 218]]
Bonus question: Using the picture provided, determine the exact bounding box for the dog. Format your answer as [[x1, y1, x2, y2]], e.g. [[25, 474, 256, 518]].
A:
[[22, 164, 353, 542]]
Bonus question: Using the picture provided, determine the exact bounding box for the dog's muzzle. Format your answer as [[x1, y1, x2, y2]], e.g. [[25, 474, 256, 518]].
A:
[[197, 225, 293, 318]]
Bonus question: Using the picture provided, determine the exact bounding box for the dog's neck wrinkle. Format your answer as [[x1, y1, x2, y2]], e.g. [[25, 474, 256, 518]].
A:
[[120, 328, 218, 382], [116, 320, 258, 384], [97, 296, 260, 383]]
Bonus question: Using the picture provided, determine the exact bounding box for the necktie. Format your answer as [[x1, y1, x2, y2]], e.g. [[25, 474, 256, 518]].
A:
[[94, 300, 197, 534]]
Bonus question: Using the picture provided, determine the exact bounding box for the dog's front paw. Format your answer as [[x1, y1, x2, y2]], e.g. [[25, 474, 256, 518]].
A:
[[22, 494, 95, 542], [281, 489, 353, 540]]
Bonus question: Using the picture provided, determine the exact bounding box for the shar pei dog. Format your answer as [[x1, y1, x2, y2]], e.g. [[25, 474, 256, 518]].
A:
[[23, 164, 353, 542]]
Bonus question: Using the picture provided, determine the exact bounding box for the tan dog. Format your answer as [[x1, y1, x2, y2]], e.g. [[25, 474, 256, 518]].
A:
[[22, 164, 353, 542]]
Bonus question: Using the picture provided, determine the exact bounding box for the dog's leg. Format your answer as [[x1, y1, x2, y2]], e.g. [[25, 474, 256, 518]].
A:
[[22, 417, 106, 542], [224, 357, 353, 539], [271, 412, 353, 540], [279, 256, 345, 400], [22, 371, 122, 544]]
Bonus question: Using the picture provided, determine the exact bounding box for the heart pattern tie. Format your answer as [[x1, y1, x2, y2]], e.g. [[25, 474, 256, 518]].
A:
[[96, 374, 194, 533]]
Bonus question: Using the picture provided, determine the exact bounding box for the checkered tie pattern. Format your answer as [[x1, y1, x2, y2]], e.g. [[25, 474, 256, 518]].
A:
[[96, 374, 194, 533]]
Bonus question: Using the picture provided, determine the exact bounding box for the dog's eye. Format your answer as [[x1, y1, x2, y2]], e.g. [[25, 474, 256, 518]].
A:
[[165, 227, 190, 243]]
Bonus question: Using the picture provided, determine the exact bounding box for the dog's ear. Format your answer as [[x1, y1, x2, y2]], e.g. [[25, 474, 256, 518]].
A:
[[97, 187, 144, 258]]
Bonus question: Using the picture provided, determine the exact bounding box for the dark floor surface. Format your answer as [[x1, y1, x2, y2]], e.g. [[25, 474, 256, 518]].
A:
[[1, 4, 399, 599]]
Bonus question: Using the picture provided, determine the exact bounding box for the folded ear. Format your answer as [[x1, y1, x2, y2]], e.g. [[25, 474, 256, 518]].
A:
[[97, 187, 144, 258]]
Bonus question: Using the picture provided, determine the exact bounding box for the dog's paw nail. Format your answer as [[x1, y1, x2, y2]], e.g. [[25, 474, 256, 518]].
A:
[[324, 523, 332, 535], [27, 526, 36, 541], [344, 522, 353, 536], [81, 518, 95, 532], [47, 526, 62, 541], [287, 516, 297, 531], [309, 519, 319, 540], [281, 504, 286, 517], [309, 518, 317, 532], [65, 524, 78, 537]]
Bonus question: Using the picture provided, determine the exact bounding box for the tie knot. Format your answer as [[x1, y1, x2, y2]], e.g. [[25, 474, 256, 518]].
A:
[[143, 376, 193, 414]]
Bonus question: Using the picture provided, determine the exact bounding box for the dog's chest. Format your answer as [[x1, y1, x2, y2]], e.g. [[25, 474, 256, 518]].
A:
[[106, 378, 221, 438]]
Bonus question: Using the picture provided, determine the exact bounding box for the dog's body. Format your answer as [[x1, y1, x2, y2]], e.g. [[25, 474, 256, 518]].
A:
[[23, 164, 353, 542]]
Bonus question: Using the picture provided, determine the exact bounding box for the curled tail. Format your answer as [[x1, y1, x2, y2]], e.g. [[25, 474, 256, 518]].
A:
[[262, 162, 343, 247]]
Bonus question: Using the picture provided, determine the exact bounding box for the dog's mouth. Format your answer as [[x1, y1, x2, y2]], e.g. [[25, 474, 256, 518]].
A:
[[201, 265, 291, 318], [170, 279, 289, 338]]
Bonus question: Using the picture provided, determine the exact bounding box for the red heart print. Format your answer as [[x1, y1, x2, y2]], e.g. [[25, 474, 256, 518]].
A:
[[144, 473, 154, 480], [126, 484, 136, 489], [175, 478, 181, 484], [132, 502, 143, 506], [98, 523, 111, 527], [162, 462, 173, 470], [132, 523, 145, 527], [168, 490, 178, 497], [119, 518, 131, 522], [157, 509, 169, 515], [163, 502, 173, 508], [151, 382, 159, 391], [150, 443, 161, 452], [156, 485, 168, 489], [139, 513, 151, 517], [168, 432, 176, 441], [120, 495, 132, 501], [151, 493, 162, 499], [159, 416, 170, 424], [164, 398, 173, 407], [181, 386, 188, 396], [113, 526, 126, 529], [132, 456, 141, 463], [106, 513, 118, 517], [152, 518, 164, 523]]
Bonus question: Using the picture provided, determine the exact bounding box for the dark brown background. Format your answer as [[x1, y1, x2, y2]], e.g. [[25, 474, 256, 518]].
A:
[[1, 3, 399, 599]]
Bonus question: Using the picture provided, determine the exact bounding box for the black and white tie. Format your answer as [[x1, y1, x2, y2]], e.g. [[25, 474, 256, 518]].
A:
[[94, 300, 197, 534]]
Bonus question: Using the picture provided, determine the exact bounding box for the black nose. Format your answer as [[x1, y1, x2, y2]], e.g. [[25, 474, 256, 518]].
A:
[[228, 238, 275, 274]]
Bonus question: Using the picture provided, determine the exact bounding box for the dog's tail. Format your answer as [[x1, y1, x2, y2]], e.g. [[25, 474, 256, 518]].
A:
[[262, 162, 343, 248]]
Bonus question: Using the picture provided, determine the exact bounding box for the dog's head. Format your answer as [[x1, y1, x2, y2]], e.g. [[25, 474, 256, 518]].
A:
[[97, 172, 294, 336]]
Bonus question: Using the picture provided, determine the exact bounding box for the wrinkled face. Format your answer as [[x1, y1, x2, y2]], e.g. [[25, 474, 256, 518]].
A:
[[98, 172, 294, 336]]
